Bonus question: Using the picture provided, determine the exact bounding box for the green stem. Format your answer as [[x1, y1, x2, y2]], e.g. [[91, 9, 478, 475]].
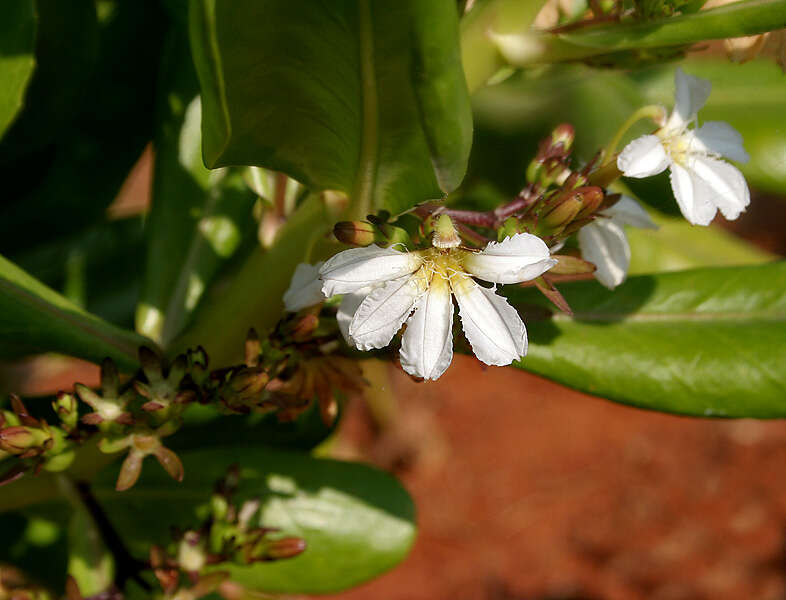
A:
[[601, 104, 666, 166], [171, 194, 335, 368]]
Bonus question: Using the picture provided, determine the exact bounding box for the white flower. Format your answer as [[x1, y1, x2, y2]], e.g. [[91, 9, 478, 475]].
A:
[[578, 196, 657, 289], [319, 219, 556, 380], [617, 67, 750, 226], [282, 262, 325, 312]]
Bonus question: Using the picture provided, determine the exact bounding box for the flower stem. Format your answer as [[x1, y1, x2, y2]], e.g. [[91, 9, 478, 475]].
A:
[[601, 104, 667, 167]]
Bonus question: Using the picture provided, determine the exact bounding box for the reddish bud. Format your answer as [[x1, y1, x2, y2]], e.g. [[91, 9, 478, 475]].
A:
[[333, 221, 377, 246], [265, 537, 307, 560]]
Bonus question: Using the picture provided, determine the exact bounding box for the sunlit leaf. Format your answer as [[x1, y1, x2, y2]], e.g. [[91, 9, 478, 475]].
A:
[[189, 0, 472, 217], [507, 261, 786, 417]]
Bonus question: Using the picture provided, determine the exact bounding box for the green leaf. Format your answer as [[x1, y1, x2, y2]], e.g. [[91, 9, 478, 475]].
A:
[[137, 31, 256, 346], [627, 211, 773, 274], [507, 262, 786, 417], [0, 253, 151, 371], [0, 0, 167, 253], [494, 0, 786, 65], [66, 484, 115, 597], [0, 0, 98, 158], [189, 0, 472, 217], [172, 193, 334, 367], [95, 447, 416, 594], [0, 0, 36, 139]]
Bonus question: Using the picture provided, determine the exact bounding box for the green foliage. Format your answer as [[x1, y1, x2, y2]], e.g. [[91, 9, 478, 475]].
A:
[[0, 253, 150, 371], [0, 0, 36, 138], [189, 0, 472, 217], [507, 262, 786, 417], [94, 447, 416, 594], [137, 30, 257, 346]]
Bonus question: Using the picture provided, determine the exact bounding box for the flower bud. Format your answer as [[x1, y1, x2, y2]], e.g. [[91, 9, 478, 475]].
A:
[[573, 187, 605, 219], [53, 393, 78, 431], [432, 215, 461, 248], [541, 196, 583, 231], [333, 221, 377, 247], [550, 255, 596, 275], [178, 531, 207, 572], [0, 426, 38, 454], [264, 537, 307, 560]]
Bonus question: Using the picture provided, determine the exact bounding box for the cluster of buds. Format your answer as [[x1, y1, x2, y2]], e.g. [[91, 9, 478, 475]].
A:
[[0, 395, 76, 485], [2, 313, 366, 492], [149, 465, 305, 600]]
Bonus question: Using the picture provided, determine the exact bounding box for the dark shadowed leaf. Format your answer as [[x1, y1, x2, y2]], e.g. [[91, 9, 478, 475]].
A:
[[0, 253, 151, 371], [0, 0, 36, 139]]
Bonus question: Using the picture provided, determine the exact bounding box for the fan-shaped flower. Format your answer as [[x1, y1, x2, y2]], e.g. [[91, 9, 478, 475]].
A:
[[318, 217, 556, 380], [617, 68, 750, 226]]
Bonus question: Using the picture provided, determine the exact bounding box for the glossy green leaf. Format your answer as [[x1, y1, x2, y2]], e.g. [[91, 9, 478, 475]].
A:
[[94, 447, 416, 594], [0, 0, 36, 139], [189, 0, 472, 217], [507, 262, 786, 417], [137, 31, 256, 346], [495, 0, 786, 65], [0, 253, 151, 371]]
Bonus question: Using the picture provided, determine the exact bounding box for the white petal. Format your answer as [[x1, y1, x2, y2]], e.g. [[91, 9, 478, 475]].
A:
[[283, 262, 325, 311], [689, 156, 750, 221], [667, 67, 711, 130], [694, 121, 750, 164], [669, 162, 717, 226], [602, 195, 657, 230], [319, 245, 422, 296], [336, 289, 369, 346], [462, 233, 556, 284], [617, 135, 670, 178], [349, 275, 421, 351], [578, 220, 630, 289], [452, 274, 526, 366], [399, 277, 454, 381]]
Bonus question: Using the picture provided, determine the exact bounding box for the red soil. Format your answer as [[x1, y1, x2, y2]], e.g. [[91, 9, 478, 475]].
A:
[[328, 356, 786, 600]]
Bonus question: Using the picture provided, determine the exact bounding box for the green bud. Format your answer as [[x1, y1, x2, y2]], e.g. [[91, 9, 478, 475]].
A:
[[333, 221, 377, 246], [53, 393, 79, 431], [0, 426, 50, 454], [550, 255, 597, 275], [542, 196, 583, 231]]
